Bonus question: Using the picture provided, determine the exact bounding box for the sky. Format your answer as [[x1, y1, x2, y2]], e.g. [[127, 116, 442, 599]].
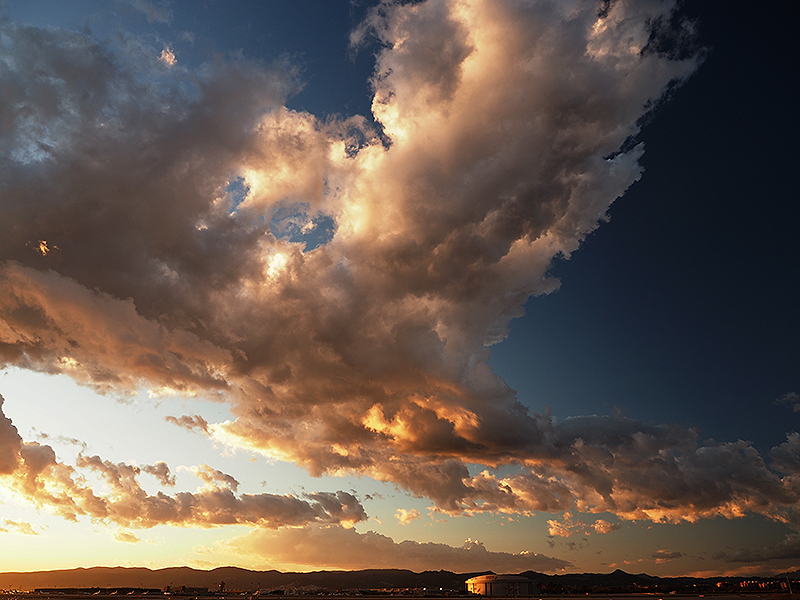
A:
[[0, 0, 797, 579]]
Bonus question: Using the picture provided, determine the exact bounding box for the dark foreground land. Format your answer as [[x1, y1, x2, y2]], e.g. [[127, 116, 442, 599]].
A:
[[2, 567, 800, 597], [0, 590, 800, 600]]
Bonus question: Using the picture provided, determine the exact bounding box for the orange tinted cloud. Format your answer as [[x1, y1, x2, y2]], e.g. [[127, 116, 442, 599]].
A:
[[227, 524, 572, 572], [0, 395, 367, 530], [395, 508, 421, 525], [165, 414, 210, 434], [0, 519, 38, 535], [7, 0, 791, 533]]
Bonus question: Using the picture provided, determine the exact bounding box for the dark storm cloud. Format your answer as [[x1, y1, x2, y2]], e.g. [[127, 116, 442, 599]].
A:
[[652, 550, 683, 563], [716, 533, 800, 563]]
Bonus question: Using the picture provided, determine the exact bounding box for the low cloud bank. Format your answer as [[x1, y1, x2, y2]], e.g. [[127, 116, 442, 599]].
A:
[[227, 525, 572, 572]]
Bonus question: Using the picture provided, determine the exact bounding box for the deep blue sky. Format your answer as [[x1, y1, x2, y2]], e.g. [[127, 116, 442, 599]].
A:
[[491, 0, 799, 451], [5, 1, 376, 115], [169, 0, 377, 117]]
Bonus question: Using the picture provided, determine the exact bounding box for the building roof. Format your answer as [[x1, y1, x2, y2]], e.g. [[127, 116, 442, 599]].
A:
[[466, 575, 532, 584]]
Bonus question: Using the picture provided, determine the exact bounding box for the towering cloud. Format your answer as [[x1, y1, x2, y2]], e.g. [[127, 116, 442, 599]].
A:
[[6, 0, 795, 534]]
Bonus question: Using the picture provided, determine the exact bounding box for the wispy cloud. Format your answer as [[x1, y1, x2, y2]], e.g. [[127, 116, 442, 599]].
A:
[[127, 0, 173, 24], [775, 392, 800, 412], [0, 519, 39, 535]]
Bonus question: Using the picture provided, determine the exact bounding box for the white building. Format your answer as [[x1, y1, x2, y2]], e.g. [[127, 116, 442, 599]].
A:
[[465, 575, 535, 596]]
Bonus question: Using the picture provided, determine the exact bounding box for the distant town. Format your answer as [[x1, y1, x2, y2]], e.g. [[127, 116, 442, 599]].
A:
[[1, 567, 799, 599]]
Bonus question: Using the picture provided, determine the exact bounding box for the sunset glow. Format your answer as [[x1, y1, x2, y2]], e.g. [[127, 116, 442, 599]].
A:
[[0, 0, 797, 579]]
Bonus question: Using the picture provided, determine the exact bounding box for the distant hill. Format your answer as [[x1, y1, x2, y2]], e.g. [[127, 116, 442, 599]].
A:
[[0, 567, 482, 593], [0, 566, 795, 594]]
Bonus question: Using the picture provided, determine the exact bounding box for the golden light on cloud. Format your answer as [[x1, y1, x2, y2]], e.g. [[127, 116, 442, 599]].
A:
[[0, 0, 752, 541], [395, 508, 421, 525], [58, 356, 80, 370], [266, 252, 289, 279], [159, 47, 177, 66], [9, 0, 793, 578], [31, 240, 57, 256], [148, 386, 198, 399]]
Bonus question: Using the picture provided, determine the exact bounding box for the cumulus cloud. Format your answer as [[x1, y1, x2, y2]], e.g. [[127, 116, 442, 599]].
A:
[[227, 525, 571, 572], [7, 0, 792, 534], [547, 513, 582, 538], [395, 508, 422, 525], [591, 519, 621, 534], [0, 400, 367, 529], [141, 461, 177, 487], [0, 394, 21, 475], [188, 464, 240, 491], [165, 414, 210, 434], [546, 513, 619, 537], [115, 529, 141, 543], [159, 47, 177, 67]]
